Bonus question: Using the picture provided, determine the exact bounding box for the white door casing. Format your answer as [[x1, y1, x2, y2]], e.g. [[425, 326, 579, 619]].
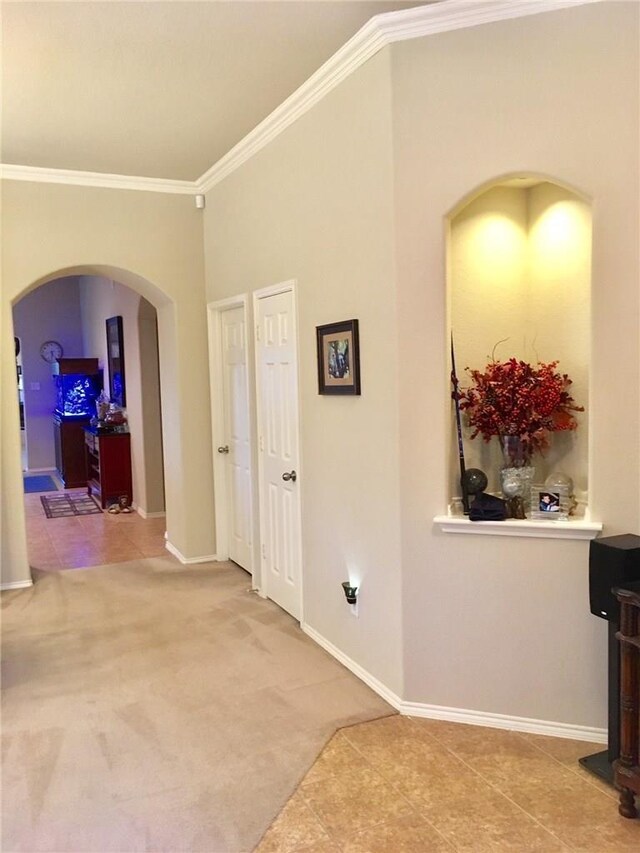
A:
[[208, 297, 255, 574], [254, 282, 303, 620]]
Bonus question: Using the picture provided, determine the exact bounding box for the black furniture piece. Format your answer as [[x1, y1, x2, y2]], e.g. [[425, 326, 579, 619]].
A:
[[580, 535, 640, 784]]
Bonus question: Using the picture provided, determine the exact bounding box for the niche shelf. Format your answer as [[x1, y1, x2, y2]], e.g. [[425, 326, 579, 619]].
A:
[[434, 514, 602, 541]]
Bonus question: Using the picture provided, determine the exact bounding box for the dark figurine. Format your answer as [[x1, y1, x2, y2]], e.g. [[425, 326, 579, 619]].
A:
[[468, 491, 507, 522], [462, 468, 488, 496]]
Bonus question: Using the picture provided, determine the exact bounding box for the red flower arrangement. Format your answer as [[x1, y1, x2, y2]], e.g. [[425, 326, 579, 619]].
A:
[[458, 358, 583, 458]]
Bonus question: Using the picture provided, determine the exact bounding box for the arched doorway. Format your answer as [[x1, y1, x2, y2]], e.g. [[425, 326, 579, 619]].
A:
[[3, 264, 215, 587]]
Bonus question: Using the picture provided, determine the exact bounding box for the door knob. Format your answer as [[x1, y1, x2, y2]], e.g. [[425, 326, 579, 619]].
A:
[[217, 445, 229, 454], [282, 470, 297, 482]]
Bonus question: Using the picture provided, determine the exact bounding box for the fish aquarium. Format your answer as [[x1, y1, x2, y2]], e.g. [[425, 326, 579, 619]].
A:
[[52, 358, 103, 420]]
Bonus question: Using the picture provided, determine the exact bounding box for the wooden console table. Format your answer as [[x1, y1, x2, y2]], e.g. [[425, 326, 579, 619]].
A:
[[614, 586, 640, 819]]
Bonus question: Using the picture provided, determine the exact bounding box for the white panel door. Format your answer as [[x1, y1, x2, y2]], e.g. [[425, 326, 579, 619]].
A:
[[220, 307, 252, 571], [256, 288, 302, 620]]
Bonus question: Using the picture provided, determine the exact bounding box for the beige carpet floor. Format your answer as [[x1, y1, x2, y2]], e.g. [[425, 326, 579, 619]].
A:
[[1, 558, 393, 852]]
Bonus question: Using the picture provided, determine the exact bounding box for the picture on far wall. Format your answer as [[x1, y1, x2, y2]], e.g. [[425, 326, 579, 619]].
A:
[[106, 316, 126, 407], [316, 319, 361, 395]]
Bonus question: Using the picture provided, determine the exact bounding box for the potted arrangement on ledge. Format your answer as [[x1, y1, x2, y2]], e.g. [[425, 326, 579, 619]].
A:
[[457, 357, 583, 518]]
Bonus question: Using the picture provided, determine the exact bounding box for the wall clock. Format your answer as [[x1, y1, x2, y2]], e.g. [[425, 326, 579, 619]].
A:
[[39, 340, 63, 363]]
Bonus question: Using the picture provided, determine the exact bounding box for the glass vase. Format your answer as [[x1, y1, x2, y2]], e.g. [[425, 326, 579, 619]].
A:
[[499, 436, 535, 518]]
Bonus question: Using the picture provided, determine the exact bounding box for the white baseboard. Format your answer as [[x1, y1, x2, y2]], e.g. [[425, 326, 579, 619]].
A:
[[135, 505, 166, 520], [301, 622, 607, 744], [24, 467, 56, 474], [165, 540, 218, 565], [301, 623, 403, 710], [399, 701, 607, 743], [1, 579, 33, 591]]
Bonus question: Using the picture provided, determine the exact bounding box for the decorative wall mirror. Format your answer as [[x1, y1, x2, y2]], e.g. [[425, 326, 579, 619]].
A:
[[106, 315, 126, 407]]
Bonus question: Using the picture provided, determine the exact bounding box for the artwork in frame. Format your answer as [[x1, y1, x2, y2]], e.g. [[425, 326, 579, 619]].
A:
[[106, 316, 126, 407], [529, 483, 571, 520], [316, 319, 361, 395]]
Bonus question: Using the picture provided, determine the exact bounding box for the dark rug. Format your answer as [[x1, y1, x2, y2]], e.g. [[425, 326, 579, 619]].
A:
[[41, 493, 102, 518], [23, 475, 58, 494]]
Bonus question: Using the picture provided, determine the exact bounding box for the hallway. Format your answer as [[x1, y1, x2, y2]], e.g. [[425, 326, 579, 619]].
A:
[[24, 485, 167, 570]]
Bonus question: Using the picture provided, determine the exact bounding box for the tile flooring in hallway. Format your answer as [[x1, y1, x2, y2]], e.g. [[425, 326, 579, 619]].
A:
[[24, 487, 167, 570], [257, 715, 640, 853]]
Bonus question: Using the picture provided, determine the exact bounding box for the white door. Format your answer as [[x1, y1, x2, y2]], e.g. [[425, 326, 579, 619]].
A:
[[219, 306, 253, 571], [255, 286, 303, 620]]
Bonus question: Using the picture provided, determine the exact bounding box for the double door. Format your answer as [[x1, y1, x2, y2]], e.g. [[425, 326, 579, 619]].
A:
[[213, 285, 302, 621]]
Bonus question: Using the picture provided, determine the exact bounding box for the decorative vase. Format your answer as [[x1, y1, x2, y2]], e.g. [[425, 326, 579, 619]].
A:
[[499, 436, 535, 518]]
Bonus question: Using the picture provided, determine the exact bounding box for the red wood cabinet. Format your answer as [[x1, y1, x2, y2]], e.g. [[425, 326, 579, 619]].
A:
[[85, 428, 132, 509]]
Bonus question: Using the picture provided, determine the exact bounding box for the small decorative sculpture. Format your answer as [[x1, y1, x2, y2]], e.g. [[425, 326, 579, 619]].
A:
[[501, 473, 527, 519], [462, 468, 488, 497], [462, 468, 508, 522], [468, 491, 508, 522]]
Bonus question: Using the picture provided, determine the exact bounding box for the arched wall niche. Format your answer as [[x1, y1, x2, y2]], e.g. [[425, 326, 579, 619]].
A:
[[446, 173, 592, 512]]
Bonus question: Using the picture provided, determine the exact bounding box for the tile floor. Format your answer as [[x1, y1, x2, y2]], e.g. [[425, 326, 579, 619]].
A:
[[24, 484, 167, 570], [257, 715, 639, 852]]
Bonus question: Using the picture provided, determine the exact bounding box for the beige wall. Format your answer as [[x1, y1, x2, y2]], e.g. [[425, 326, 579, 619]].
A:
[[203, 51, 404, 695], [12, 277, 85, 470], [1, 182, 213, 585], [392, 2, 638, 726], [527, 182, 591, 492], [2, 1, 637, 732], [79, 276, 165, 516], [137, 297, 165, 515], [204, 2, 638, 727]]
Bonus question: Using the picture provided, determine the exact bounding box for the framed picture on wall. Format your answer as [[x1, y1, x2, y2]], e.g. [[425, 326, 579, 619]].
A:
[[106, 316, 126, 407], [316, 319, 361, 395]]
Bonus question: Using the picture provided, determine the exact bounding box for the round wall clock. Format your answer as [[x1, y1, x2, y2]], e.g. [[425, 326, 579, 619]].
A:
[[39, 340, 63, 363]]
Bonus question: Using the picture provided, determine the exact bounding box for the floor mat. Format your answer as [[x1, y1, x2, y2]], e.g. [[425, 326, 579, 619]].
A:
[[40, 493, 102, 518], [23, 474, 58, 493]]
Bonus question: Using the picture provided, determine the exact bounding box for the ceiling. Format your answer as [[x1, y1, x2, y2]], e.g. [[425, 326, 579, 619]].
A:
[[1, 1, 435, 182]]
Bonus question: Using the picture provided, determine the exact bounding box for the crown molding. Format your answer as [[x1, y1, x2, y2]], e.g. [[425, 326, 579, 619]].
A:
[[0, 163, 196, 194], [373, 0, 599, 44], [196, 0, 600, 192], [0, 0, 600, 194]]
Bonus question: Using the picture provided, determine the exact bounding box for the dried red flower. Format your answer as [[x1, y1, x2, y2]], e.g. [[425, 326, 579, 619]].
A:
[[457, 358, 584, 457]]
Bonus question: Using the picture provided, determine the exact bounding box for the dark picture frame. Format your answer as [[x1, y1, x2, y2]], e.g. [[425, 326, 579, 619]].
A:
[[316, 319, 360, 395], [106, 316, 126, 407]]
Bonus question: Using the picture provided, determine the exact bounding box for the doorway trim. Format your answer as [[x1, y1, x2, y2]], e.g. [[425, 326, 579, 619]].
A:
[[207, 294, 258, 580], [252, 279, 304, 620]]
